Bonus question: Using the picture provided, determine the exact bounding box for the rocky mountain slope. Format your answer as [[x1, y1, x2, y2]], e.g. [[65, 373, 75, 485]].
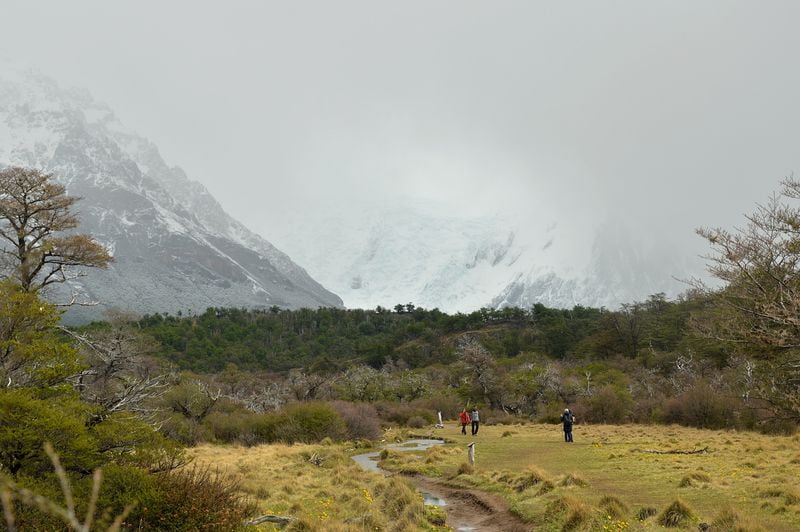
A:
[[0, 62, 342, 322]]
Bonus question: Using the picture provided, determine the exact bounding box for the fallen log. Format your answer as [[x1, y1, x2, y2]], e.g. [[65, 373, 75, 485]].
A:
[[634, 447, 710, 455], [244, 515, 295, 527]]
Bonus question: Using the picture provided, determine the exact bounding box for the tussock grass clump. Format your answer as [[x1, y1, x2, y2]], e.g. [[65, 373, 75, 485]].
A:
[[598, 495, 628, 519], [423, 445, 457, 464], [710, 506, 766, 531], [658, 499, 696, 528], [544, 496, 592, 532], [678, 471, 712, 487], [514, 467, 549, 492], [559, 473, 588, 488], [537, 480, 555, 496], [502, 430, 516, 437], [457, 462, 475, 475], [636, 506, 658, 521]]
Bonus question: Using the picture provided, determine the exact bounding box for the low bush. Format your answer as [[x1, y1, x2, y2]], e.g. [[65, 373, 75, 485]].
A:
[[573, 385, 633, 424], [330, 401, 382, 440], [272, 402, 347, 443], [663, 384, 737, 429], [137, 466, 256, 530], [373, 402, 436, 426], [407, 416, 428, 428]]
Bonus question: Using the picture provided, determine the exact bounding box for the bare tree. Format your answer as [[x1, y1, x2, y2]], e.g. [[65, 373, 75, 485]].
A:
[[456, 336, 504, 409], [0, 167, 111, 295], [694, 177, 800, 423], [63, 317, 172, 425]]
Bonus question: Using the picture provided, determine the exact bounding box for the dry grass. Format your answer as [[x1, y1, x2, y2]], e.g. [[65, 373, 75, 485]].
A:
[[189, 442, 446, 531], [379, 423, 800, 531]]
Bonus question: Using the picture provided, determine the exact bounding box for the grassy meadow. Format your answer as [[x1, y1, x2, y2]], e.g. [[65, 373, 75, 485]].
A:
[[188, 441, 448, 531], [380, 423, 800, 531], [191, 423, 800, 531]]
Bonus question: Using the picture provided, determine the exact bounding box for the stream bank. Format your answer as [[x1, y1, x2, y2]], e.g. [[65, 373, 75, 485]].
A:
[[352, 439, 528, 532]]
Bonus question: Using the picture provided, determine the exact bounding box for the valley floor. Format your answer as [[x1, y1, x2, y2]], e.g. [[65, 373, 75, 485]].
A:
[[190, 423, 800, 531]]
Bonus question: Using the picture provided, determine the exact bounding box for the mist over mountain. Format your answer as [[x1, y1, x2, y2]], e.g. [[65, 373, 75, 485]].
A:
[[268, 199, 703, 312], [0, 62, 342, 322]]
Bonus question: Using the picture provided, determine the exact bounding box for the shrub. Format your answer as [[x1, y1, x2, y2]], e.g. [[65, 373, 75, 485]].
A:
[[204, 410, 253, 443], [410, 395, 463, 420], [373, 401, 435, 426], [330, 401, 382, 440], [574, 385, 633, 424], [663, 384, 737, 429], [407, 416, 428, 429], [0, 389, 100, 476], [140, 466, 256, 530], [273, 402, 347, 443], [159, 412, 211, 446]]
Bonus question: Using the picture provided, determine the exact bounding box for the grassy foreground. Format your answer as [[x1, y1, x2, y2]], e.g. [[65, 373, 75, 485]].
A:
[[380, 423, 800, 531], [188, 441, 447, 531], [190, 423, 800, 531]]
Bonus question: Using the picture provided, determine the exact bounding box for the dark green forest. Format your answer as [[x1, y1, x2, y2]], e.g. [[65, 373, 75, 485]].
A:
[[126, 295, 716, 374]]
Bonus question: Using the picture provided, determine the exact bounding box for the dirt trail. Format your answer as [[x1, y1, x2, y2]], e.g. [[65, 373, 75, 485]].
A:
[[407, 475, 530, 532]]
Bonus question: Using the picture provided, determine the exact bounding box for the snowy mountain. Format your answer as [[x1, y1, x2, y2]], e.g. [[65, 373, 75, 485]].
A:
[[267, 200, 702, 312], [0, 61, 342, 322]]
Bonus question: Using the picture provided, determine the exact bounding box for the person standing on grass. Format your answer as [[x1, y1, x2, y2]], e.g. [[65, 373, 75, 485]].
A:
[[459, 408, 471, 435], [561, 408, 575, 442], [470, 407, 480, 435]]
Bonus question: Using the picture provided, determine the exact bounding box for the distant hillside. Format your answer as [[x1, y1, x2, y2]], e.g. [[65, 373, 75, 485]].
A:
[[0, 61, 342, 322]]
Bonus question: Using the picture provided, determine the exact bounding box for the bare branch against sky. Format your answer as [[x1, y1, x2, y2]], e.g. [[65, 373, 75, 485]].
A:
[[0, 1, 797, 249]]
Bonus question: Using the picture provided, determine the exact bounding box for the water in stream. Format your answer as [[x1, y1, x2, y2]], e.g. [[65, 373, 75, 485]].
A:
[[351, 439, 476, 532]]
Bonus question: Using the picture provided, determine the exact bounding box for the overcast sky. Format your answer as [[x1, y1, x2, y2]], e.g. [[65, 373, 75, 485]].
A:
[[1, 1, 798, 252]]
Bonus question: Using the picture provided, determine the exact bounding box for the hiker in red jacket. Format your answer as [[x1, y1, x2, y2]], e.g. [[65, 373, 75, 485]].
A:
[[459, 409, 470, 435]]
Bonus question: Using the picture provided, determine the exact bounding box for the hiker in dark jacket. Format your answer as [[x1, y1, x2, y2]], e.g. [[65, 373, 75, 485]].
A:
[[560, 408, 575, 442], [470, 408, 480, 435]]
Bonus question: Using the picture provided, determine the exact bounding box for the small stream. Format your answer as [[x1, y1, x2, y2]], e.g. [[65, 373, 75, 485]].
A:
[[352, 439, 475, 531]]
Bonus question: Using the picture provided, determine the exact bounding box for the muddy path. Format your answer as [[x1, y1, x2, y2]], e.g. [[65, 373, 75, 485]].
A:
[[408, 474, 530, 532], [352, 440, 529, 532]]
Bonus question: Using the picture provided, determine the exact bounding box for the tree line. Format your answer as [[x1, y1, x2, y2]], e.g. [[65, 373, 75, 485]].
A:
[[2, 165, 800, 527]]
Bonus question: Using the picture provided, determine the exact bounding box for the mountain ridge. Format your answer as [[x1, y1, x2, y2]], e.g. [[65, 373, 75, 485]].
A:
[[0, 61, 342, 322]]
